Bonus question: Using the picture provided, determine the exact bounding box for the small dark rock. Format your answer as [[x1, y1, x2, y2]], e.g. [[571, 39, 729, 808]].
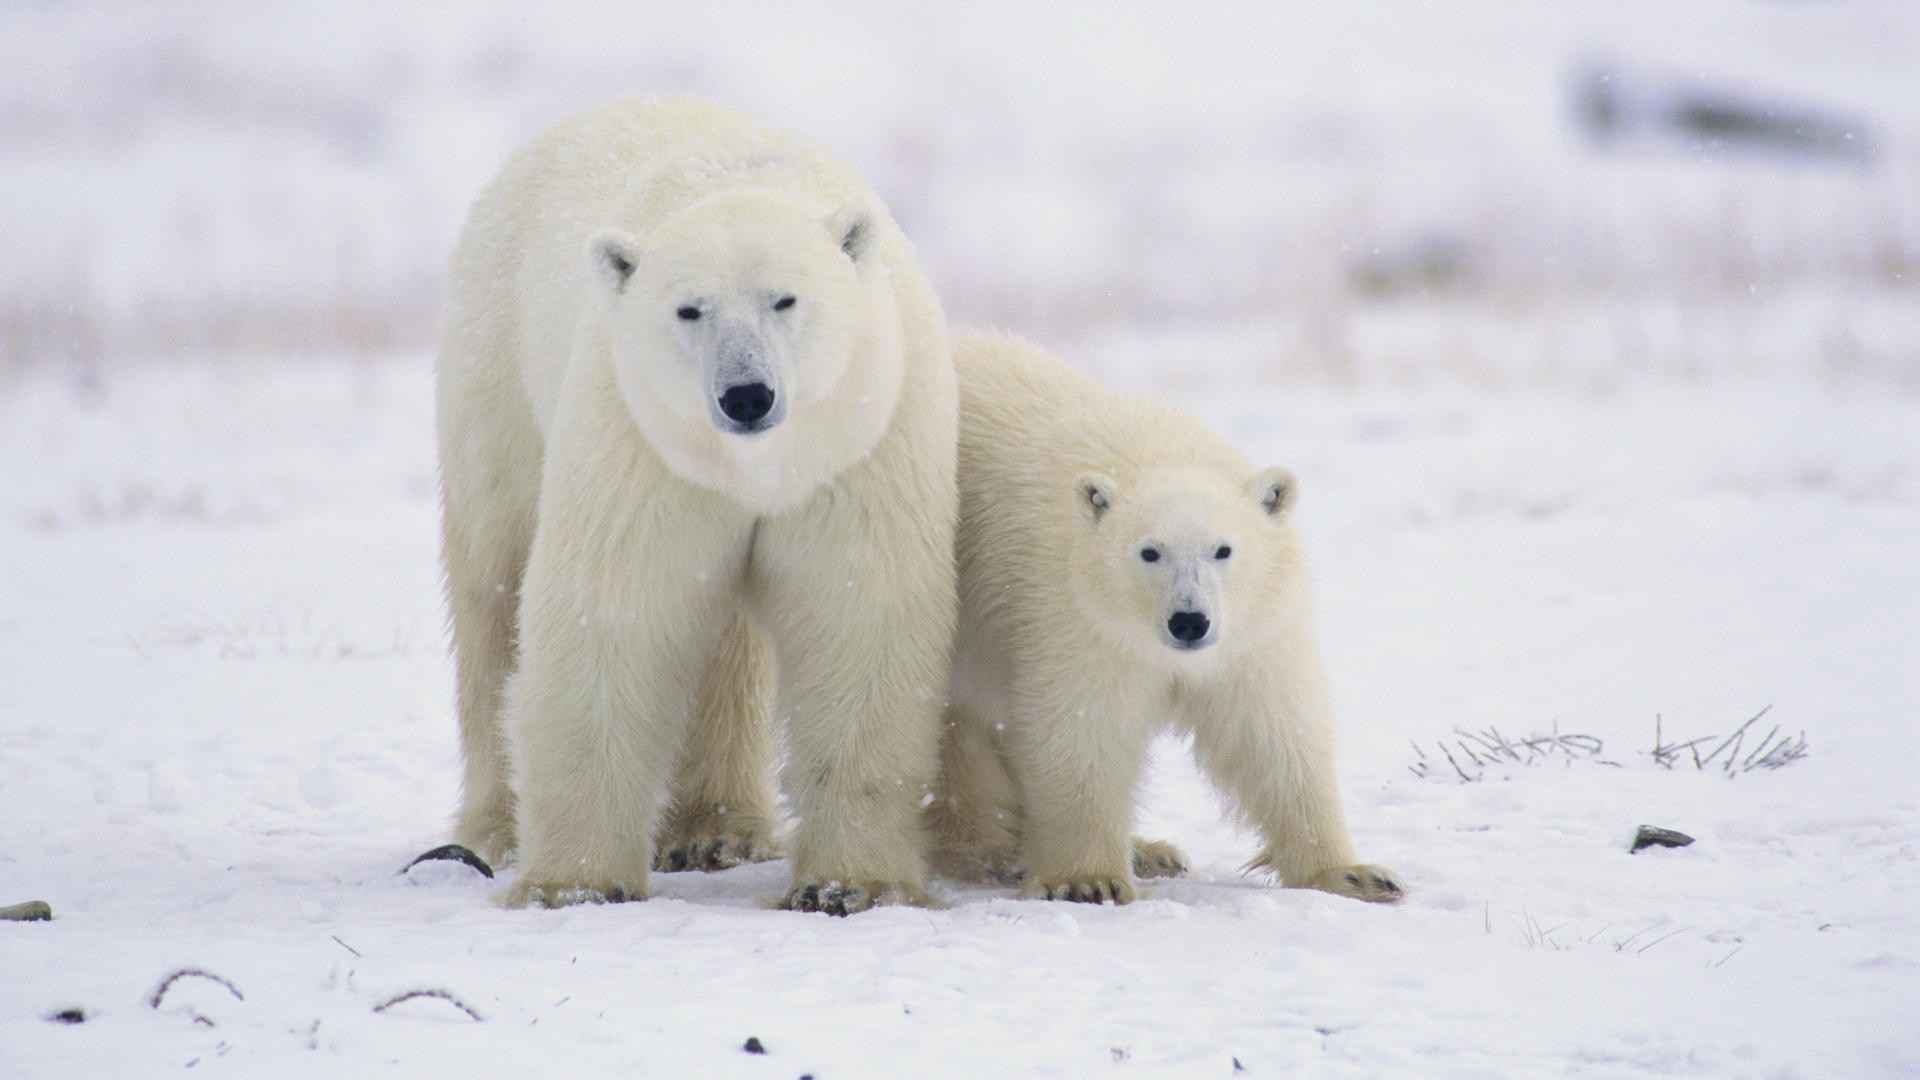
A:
[[743, 1036, 767, 1055], [1630, 825, 1696, 854], [1, 900, 53, 922], [47, 1007, 86, 1024], [401, 844, 495, 879], [1233, 1057, 1247, 1073]]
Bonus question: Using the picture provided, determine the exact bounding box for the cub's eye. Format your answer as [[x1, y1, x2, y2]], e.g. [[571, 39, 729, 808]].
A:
[[773, 295, 797, 311], [1140, 547, 1161, 563], [676, 306, 701, 321], [1214, 545, 1232, 560]]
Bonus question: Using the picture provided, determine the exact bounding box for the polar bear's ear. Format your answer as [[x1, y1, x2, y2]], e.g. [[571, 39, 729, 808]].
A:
[[1076, 472, 1118, 523], [589, 230, 641, 295], [828, 206, 873, 262], [1250, 466, 1298, 519]]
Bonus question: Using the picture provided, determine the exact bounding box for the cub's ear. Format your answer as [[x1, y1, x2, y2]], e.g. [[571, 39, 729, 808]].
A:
[[828, 206, 873, 261], [589, 230, 641, 294], [1075, 472, 1118, 523], [1249, 466, 1298, 519]]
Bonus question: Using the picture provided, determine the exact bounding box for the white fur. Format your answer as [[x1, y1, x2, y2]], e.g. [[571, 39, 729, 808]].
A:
[[437, 98, 957, 910], [928, 333, 1400, 905]]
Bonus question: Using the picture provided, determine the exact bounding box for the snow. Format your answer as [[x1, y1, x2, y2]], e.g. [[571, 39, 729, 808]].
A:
[[5, 361, 1916, 1077], [5, 2, 1920, 1076]]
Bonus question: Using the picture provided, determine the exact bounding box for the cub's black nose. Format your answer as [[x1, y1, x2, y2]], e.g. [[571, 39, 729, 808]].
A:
[[1167, 611, 1211, 644], [717, 382, 776, 425]]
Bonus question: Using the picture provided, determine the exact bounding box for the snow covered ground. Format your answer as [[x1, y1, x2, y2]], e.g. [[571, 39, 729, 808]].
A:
[[4, 357, 1916, 1077], [5, 1, 1920, 1076]]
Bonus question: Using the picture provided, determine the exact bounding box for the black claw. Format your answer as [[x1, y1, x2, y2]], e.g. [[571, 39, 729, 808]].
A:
[[402, 844, 495, 880]]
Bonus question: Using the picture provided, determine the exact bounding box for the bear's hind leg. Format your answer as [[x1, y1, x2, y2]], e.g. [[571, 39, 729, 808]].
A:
[[926, 704, 1024, 884], [437, 337, 540, 867], [653, 614, 782, 873], [1130, 837, 1189, 879]]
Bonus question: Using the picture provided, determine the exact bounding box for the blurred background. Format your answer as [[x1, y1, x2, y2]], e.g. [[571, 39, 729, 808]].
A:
[[5, 11, 1919, 1072], [4, 0, 1916, 389]]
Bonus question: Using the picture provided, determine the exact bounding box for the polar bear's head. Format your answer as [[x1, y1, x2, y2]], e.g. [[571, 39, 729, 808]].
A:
[[588, 188, 901, 505], [1067, 465, 1302, 667]]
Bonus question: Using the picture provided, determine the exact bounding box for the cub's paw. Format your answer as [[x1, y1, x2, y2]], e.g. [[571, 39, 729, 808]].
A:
[[652, 812, 780, 873], [497, 876, 646, 909], [1031, 875, 1136, 905], [1130, 837, 1190, 880], [1303, 864, 1404, 904], [780, 879, 929, 917]]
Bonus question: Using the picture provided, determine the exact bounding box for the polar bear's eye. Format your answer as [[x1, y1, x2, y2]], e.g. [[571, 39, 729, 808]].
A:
[[1140, 547, 1161, 563], [676, 306, 701, 321], [1214, 545, 1232, 560], [773, 295, 797, 312]]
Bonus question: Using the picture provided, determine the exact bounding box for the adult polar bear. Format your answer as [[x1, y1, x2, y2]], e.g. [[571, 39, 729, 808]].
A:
[[437, 98, 957, 913], [928, 334, 1400, 905]]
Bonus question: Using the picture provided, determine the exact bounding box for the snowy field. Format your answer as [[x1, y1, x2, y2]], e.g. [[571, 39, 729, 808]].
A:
[[5, 2, 1920, 1078], [5, 361, 1917, 1078]]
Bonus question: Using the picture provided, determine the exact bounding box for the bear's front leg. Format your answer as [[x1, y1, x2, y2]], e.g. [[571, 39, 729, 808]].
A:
[[752, 489, 956, 916], [1005, 656, 1157, 905], [500, 390, 755, 908], [1186, 662, 1403, 904]]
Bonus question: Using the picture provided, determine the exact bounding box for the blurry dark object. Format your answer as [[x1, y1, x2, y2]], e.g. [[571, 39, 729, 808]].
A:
[[1, 900, 53, 921], [402, 843, 496, 879], [1351, 233, 1477, 299], [1630, 825, 1696, 854], [1575, 61, 1875, 164], [46, 1007, 87, 1024]]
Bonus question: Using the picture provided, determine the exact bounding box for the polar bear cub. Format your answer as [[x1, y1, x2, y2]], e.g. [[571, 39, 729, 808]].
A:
[[436, 98, 957, 914], [928, 333, 1400, 904]]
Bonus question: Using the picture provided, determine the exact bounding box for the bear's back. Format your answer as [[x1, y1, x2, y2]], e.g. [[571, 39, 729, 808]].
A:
[[954, 332, 1251, 533]]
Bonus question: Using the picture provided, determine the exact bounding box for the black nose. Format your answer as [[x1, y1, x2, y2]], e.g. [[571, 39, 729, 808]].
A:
[[717, 382, 776, 425], [1167, 611, 1210, 644]]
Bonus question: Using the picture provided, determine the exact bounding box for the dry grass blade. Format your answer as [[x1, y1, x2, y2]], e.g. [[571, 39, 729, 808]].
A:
[[372, 988, 484, 1022], [149, 969, 245, 1009], [1437, 742, 1478, 782], [1740, 725, 1782, 770], [1699, 705, 1772, 769], [1635, 927, 1689, 954]]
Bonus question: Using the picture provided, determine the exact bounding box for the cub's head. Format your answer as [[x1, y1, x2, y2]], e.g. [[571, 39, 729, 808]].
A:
[[590, 190, 894, 442], [1066, 465, 1303, 667]]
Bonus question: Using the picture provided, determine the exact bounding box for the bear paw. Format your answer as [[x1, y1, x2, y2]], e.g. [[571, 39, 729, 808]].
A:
[[1130, 837, 1190, 880], [652, 812, 780, 873], [780, 879, 929, 917], [1302, 864, 1404, 904], [1032, 875, 1136, 905], [498, 876, 646, 909]]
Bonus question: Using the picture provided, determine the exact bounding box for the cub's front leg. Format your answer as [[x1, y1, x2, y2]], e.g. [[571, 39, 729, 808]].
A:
[[500, 371, 755, 908], [1005, 653, 1157, 905], [1187, 659, 1403, 904]]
